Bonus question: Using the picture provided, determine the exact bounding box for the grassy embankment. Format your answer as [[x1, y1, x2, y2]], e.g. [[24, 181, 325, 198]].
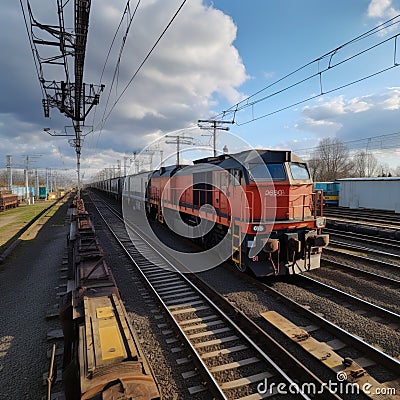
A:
[[0, 201, 56, 250]]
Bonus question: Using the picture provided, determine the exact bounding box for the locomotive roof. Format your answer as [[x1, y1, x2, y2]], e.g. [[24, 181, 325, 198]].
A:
[[150, 165, 186, 178], [193, 149, 305, 166], [147, 150, 307, 177]]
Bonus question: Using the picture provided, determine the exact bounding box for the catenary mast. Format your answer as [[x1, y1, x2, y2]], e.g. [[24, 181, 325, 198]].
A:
[[26, 0, 104, 199]]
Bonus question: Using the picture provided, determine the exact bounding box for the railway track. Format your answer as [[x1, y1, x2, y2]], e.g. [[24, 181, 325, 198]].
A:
[[324, 208, 400, 228], [326, 228, 400, 254], [295, 274, 400, 329], [207, 264, 400, 399], [87, 191, 340, 399], [320, 256, 400, 288], [321, 239, 400, 287], [255, 278, 400, 398], [89, 190, 400, 399], [328, 239, 400, 265], [320, 228, 400, 285]]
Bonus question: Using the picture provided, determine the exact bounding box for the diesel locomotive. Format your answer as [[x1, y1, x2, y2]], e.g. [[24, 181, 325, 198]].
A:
[[91, 149, 329, 277]]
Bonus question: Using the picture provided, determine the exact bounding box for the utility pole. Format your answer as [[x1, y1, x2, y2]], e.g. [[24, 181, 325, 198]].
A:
[[198, 119, 233, 156], [165, 134, 194, 165], [25, 156, 29, 202], [132, 152, 137, 174], [35, 169, 39, 201], [46, 168, 50, 196], [6, 155, 12, 191], [124, 156, 129, 176], [117, 159, 121, 177]]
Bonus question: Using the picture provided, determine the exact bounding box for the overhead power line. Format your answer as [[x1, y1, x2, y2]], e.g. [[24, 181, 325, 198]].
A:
[[94, 0, 142, 139], [295, 130, 400, 159], [211, 15, 400, 126], [90, 0, 141, 133], [97, 0, 188, 131]]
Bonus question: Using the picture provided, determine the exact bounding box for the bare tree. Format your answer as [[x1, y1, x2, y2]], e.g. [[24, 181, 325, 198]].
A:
[[307, 157, 320, 181], [309, 137, 352, 181], [392, 165, 400, 176], [377, 162, 391, 177], [0, 170, 7, 187], [352, 150, 378, 177]]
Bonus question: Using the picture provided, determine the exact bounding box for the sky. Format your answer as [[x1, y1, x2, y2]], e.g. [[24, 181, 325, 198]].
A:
[[1, 0, 400, 181]]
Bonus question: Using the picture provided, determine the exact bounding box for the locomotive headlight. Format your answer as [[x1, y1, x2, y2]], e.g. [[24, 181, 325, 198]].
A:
[[316, 217, 326, 228]]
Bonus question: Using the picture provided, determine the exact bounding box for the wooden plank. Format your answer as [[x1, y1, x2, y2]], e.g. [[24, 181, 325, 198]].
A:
[[209, 356, 261, 373], [220, 372, 273, 390], [260, 310, 395, 400], [200, 344, 248, 360], [194, 335, 238, 349], [187, 327, 232, 340]]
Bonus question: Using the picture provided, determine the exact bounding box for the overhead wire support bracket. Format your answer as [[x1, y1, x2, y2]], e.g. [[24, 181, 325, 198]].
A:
[[24, 0, 104, 200], [197, 119, 233, 157]]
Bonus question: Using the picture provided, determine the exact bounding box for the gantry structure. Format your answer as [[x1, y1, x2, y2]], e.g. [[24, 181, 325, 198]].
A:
[[26, 0, 104, 198]]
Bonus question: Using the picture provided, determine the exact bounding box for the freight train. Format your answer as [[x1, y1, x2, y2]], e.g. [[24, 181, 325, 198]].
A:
[[91, 149, 329, 277], [60, 197, 160, 400]]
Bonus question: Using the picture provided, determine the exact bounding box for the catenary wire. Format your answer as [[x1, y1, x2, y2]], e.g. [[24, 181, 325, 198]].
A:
[[19, 0, 47, 100], [211, 15, 400, 124], [97, 0, 188, 132]]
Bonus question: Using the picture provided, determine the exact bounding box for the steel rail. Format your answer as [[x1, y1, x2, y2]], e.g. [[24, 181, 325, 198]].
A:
[[296, 274, 400, 326], [88, 194, 316, 399], [324, 209, 400, 228], [255, 279, 400, 375], [322, 251, 400, 285], [326, 228, 400, 251], [329, 239, 400, 262]]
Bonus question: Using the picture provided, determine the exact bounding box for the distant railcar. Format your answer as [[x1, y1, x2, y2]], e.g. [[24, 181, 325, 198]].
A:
[[124, 171, 151, 210], [313, 181, 340, 206], [0, 190, 18, 211]]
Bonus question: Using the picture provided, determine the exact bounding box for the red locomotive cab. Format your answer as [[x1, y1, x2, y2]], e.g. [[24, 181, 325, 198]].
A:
[[228, 150, 329, 276], [244, 157, 317, 225], [245, 162, 288, 222]]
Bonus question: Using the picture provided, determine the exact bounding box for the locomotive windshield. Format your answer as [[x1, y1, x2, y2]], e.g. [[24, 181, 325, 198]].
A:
[[289, 162, 310, 180], [248, 163, 286, 181]]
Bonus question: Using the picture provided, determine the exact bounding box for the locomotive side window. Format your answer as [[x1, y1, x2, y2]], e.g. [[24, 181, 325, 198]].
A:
[[220, 173, 227, 190], [248, 163, 286, 181], [229, 169, 242, 186], [289, 163, 310, 180], [234, 169, 242, 185]]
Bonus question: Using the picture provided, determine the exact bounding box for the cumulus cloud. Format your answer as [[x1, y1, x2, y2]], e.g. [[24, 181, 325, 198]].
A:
[[296, 89, 400, 142], [367, 0, 399, 18], [0, 0, 248, 178], [87, 1, 247, 131]]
